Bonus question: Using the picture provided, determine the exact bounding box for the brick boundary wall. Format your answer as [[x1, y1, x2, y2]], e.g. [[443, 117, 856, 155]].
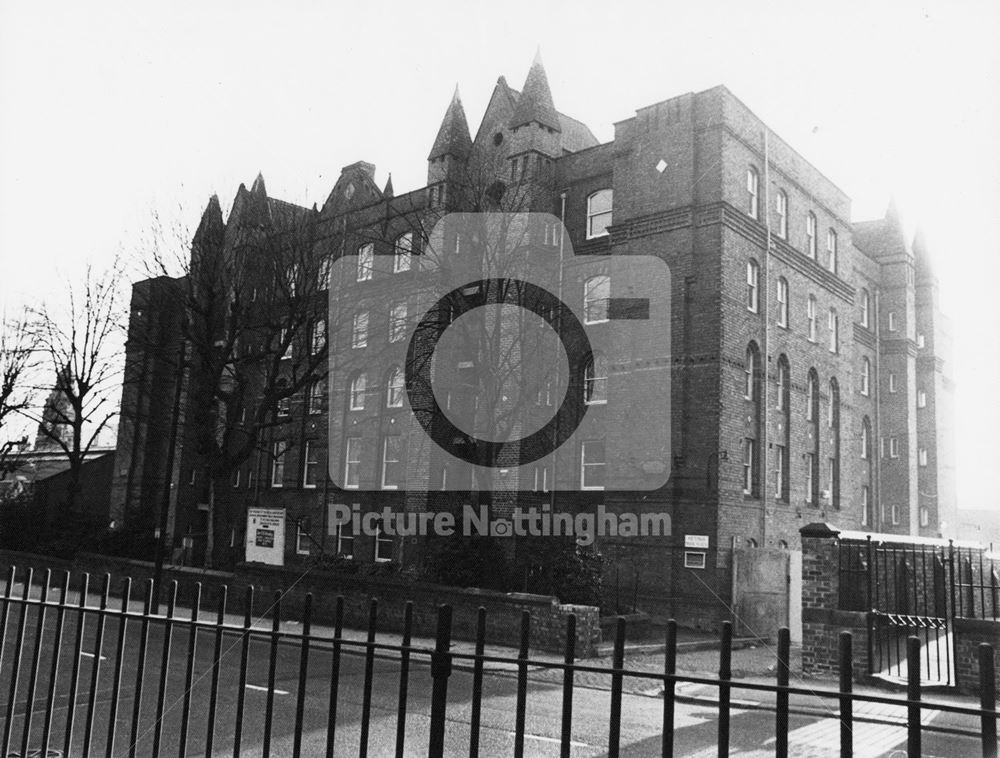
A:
[[0, 550, 602, 657], [953, 618, 1000, 695], [800, 522, 870, 680]]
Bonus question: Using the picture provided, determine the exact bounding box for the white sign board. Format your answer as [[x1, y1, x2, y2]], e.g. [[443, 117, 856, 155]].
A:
[[246, 507, 286, 565], [685, 534, 709, 549]]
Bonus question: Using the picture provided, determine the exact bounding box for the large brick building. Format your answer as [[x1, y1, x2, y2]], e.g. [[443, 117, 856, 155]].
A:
[[111, 55, 955, 628]]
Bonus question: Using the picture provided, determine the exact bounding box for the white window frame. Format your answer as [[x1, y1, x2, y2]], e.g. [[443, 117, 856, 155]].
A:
[[533, 466, 550, 493], [311, 319, 326, 354], [586, 189, 613, 239], [580, 440, 606, 490], [279, 327, 292, 361], [380, 436, 402, 490], [318, 256, 332, 291], [271, 441, 287, 488], [745, 347, 757, 401], [393, 233, 413, 273], [386, 367, 404, 408], [344, 437, 362, 489], [742, 438, 754, 495], [807, 296, 817, 342], [308, 378, 325, 415], [917, 390, 927, 408], [303, 441, 320, 489], [774, 444, 786, 499], [919, 448, 928, 467], [861, 289, 870, 328], [389, 302, 407, 343], [349, 373, 367, 411], [296, 521, 311, 556], [583, 275, 610, 324], [334, 520, 354, 558], [352, 311, 369, 349], [861, 486, 871, 526], [746, 167, 759, 220], [776, 277, 788, 327], [806, 374, 817, 422], [806, 212, 817, 259], [374, 522, 393, 563], [917, 333, 925, 349], [776, 190, 788, 238], [888, 311, 897, 332], [890, 503, 901, 526], [828, 308, 839, 353], [584, 352, 607, 405], [889, 437, 899, 458], [861, 421, 871, 460], [861, 358, 871, 396], [889, 372, 897, 393], [826, 229, 838, 273], [746, 259, 759, 313], [357, 243, 374, 282], [919, 506, 930, 528], [805, 453, 815, 503]]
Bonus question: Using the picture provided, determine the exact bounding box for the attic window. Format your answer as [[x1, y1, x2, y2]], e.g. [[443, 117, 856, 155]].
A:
[[493, 132, 504, 146]]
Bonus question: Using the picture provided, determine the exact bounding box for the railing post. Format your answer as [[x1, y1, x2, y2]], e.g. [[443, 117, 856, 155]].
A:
[[663, 619, 677, 758], [980, 643, 997, 758], [907, 636, 921, 758], [560, 613, 576, 758], [839, 631, 853, 758], [775, 627, 790, 758], [866, 536, 875, 675], [718, 621, 732, 758], [428, 604, 453, 757], [608, 617, 626, 757], [514, 610, 531, 758]]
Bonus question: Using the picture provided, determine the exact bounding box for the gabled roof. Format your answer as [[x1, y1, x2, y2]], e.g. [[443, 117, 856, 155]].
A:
[[428, 87, 473, 161]]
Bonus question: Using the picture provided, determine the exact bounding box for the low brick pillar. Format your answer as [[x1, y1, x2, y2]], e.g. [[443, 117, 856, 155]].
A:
[[953, 618, 1000, 695], [800, 522, 869, 679]]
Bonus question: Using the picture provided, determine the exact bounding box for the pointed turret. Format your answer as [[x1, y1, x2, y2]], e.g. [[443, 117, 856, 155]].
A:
[[383, 173, 394, 198], [428, 87, 473, 161], [193, 194, 224, 243], [509, 50, 561, 132], [251, 172, 267, 196]]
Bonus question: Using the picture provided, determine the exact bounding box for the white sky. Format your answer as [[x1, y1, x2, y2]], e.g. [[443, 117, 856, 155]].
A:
[[1, 0, 998, 511]]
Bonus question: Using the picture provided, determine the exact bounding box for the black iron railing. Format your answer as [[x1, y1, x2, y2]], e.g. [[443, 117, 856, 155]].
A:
[[0, 565, 996, 757]]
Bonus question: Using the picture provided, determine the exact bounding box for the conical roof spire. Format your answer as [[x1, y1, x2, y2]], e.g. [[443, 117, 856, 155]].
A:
[[194, 194, 224, 240], [383, 173, 394, 198], [251, 172, 267, 196], [428, 86, 473, 161], [509, 49, 561, 132]]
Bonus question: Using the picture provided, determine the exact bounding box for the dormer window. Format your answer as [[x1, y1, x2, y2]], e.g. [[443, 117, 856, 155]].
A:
[[586, 190, 613, 239]]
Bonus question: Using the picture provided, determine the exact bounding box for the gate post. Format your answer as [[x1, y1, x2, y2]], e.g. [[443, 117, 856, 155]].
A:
[[428, 604, 453, 757]]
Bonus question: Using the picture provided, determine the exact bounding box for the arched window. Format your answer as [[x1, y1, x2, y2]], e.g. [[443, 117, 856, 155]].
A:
[[393, 233, 413, 273], [806, 212, 817, 258], [776, 190, 788, 238], [583, 275, 610, 324], [746, 259, 760, 313], [583, 352, 607, 405], [776, 355, 789, 411], [745, 343, 760, 401], [828, 378, 841, 508], [349, 373, 367, 411], [743, 342, 762, 498], [386, 367, 404, 408], [746, 167, 760, 220], [861, 357, 871, 396], [776, 277, 789, 327], [586, 189, 613, 239], [860, 288, 871, 328], [861, 416, 872, 459], [805, 369, 820, 504], [775, 355, 791, 501]]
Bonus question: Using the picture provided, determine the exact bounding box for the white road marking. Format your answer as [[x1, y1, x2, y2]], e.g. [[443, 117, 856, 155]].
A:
[[244, 684, 289, 695], [79, 652, 106, 660], [517, 733, 589, 748]]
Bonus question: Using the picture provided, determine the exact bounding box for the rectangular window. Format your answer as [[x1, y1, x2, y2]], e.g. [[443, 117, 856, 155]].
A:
[[684, 552, 707, 569], [344, 437, 362, 489], [807, 296, 817, 342], [889, 373, 897, 393], [919, 507, 930, 528], [861, 486, 870, 526], [826, 229, 838, 273], [746, 261, 759, 313], [308, 378, 326, 414], [335, 520, 354, 558], [232, 468, 241, 488], [742, 438, 755, 495], [389, 302, 407, 342], [805, 453, 815, 504], [271, 441, 287, 488], [889, 437, 899, 458], [375, 522, 393, 562], [917, 390, 927, 408], [277, 394, 290, 418], [890, 504, 901, 526], [357, 243, 374, 281], [746, 168, 759, 220], [394, 234, 413, 273], [919, 448, 928, 467], [352, 312, 368, 348], [303, 441, 320, 488], [580, 440, 606, 490], [888, 311, 897, 332], [296, 518, 311, 555], [827, 457, 836, 498], [533, 466, 550, 493], [774, 444, 787, 499], [381, 436, 403, 489], [776, 278, 788, 327], [775, 191, 788, 238], [917, 333, 925, 349], [318, 256, 332, 290], [587, 190, 613, 238], [279, 327, 292, 360], [584, 276, 610, 324], [312, 319, 326, 354], [828, 309, 838, 353], [806, 213, 817, 258]]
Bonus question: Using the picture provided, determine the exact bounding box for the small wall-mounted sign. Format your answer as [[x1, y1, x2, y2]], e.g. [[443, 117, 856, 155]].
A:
[[685, 534, 709, 549], [684, 551, 707, 569]]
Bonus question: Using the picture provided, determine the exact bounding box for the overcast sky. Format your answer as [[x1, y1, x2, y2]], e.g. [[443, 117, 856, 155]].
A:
[[1, 0, 998, 514]]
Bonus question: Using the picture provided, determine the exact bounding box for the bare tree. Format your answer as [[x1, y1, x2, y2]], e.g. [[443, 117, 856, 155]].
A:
[[0, 313, 39, 481], [28, 264, 125, 515]]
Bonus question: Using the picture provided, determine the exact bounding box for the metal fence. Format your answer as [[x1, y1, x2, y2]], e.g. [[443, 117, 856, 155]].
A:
[[0, 565, 997, 757]]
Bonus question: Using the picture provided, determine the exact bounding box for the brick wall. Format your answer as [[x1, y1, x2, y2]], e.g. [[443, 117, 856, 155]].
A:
[[953, 618, 1000, 695], [0, 549, 601, 657]]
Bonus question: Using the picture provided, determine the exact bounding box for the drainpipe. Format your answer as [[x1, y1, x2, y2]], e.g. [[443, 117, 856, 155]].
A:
[[760, 128, 772, 547], [549, 191, 567, 511]]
